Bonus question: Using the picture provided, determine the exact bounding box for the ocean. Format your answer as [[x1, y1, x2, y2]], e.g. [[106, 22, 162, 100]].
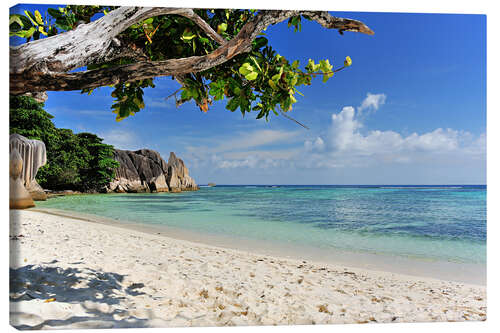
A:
[[37, 185, 486, 268]]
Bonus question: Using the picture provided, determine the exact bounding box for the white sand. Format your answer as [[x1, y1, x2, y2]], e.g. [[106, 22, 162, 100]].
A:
[[9, 210, 486, 329]]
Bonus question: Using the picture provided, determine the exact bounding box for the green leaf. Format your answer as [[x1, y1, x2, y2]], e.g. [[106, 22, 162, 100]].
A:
[[181, 89, 191, 100], [13, 27, 36, 38], [24, 10, 38, 26], [253, 37, 268, 49], [209, 80, 225, 101], [224, 78, 236, 94], [281, 98, 291, 112], [249, 56, 262, 71], [322, 72, 334, 83], [253, 103, 263, 111], [268, 79, 277, 90], [217, 23, 227, 34], [344, 56, 352, 67], [34, 10, 44, 26], [239, 63, 254, 76], [9, 15, 24, 28], [181, 28, 196, 41], [306, 59, 320, 72], [18, 15, 33, 28], [198, 36, 209, 44], [291, 60, 299, 69], [38, 26, 48, 36], [256, 110, 266, 119], [319, 59, 333, 73], [190, 87, 199, 99], [55, 17, 71, 31], [47, 8, 63, 19], [226, 97, 240, 112], [245, 72, 258, 81]]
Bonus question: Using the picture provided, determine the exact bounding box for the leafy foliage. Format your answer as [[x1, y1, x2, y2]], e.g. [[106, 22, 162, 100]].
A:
[[75, 132, 120, 191], [10, 6, 354, 121], [10, 95, 119, 192], [110, 80, 152, 121], [9, 6, 114, 41]]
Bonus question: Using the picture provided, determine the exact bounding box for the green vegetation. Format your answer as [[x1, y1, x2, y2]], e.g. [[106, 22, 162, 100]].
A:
[[10, 6, 355, 121], [9, 95, 119, 192]]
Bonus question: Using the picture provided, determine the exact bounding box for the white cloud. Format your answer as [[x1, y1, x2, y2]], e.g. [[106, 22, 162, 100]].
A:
[[182, 129, 302, 171], [184, 93, 485, 185], [189, 129, 302, 154], [302, 98, 485, 170], [358, 92, 386, 115], [223, 149, 297, 160], [217, 129, 301, 152], [144, 96, 176, 109], [99, 129, 140, 150], [304, 137, 325, 152], [218, 154, 287, 169], [216, 149, 297, 169], [323, 107, 462, 156], [330, 106, 363, 150]]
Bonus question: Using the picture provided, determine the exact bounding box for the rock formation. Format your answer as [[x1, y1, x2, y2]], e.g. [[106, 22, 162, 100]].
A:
[[9, 134, 47, 200], [107, 149, 198, 193], [10, 149, 35, 209], [167, 152, 198, 192]]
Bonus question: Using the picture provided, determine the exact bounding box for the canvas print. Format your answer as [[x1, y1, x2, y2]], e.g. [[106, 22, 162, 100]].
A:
[[9, 3, 486, 330]]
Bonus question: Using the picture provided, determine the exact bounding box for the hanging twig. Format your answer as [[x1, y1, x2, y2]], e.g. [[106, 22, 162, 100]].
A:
[[280, 109, 309, 129], [165, 88, 182, 101]]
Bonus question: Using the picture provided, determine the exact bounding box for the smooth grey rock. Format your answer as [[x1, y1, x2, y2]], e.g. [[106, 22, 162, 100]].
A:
[[167, 152, 198, 192], [109, 149, 198, 193], [9, 150, 34, 209], [9, 134, 47, 201]]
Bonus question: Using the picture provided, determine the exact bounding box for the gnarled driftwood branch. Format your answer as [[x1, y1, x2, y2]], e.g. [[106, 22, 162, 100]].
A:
[[10, 7, 373, 95]]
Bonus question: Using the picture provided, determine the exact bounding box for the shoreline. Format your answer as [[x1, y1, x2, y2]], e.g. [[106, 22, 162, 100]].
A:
[[10, 209, 486, 329], [31, 207, 485, 286]]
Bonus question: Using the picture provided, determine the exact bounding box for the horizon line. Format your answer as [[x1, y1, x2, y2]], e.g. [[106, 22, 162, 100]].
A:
[[197, 184, 487, 186]]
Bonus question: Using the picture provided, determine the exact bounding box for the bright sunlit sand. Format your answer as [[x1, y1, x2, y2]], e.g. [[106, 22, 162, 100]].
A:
[[9, 210, 486, 329]]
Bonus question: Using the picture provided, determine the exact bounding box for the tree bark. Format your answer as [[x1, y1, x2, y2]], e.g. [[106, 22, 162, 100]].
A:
[[10, 7, 373, 95]]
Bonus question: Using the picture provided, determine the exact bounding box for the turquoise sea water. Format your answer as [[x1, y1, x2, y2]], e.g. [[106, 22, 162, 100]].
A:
[[37, 185, 486, 265]]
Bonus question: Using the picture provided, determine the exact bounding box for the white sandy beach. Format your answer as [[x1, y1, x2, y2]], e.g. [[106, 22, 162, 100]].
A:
[[9, 209, 486, 329]]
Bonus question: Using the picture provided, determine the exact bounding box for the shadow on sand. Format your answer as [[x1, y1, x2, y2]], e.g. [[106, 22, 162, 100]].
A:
[[10, 264, 153, 330]]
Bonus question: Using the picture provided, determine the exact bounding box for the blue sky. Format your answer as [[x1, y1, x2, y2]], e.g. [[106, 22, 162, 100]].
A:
[[10, 5, 486, 185]]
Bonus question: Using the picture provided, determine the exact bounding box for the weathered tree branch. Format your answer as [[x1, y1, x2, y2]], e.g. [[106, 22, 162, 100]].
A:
[[10, 7, 373, 95], [10, 7, 183, 75], [301, 11, 374, 35]]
